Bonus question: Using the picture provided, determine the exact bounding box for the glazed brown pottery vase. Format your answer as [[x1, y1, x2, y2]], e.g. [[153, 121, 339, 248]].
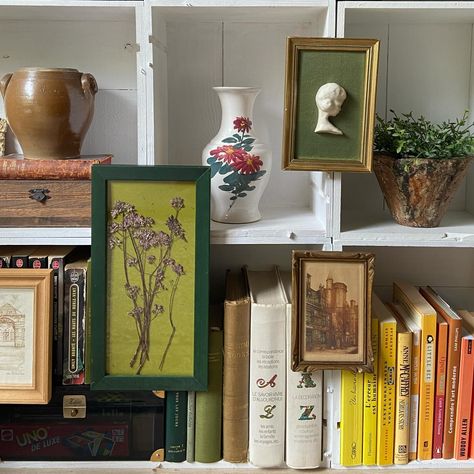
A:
[[0, 68, 97, 160], [373, 152, 473, 227]]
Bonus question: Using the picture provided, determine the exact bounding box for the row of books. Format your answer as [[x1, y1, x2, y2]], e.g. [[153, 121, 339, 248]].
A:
[[339, 281, 474, 466], [164, 267, 325, 468], [0, 245, 89, 385]]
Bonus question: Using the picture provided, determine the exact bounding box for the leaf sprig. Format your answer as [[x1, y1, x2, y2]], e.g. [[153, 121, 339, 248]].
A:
[[374, 110, 474, 159]]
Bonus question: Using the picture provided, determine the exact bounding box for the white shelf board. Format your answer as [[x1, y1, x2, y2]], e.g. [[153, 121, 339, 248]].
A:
[[0, 227, 91, 245], [211, 207, 328, 244], [342, 1, 474, 24], [0, 2, 139, 22], [338, 211, 474, 247]]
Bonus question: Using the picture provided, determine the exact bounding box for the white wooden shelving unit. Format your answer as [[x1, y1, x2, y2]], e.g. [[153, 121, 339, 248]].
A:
[[0, 0, 474, 472]]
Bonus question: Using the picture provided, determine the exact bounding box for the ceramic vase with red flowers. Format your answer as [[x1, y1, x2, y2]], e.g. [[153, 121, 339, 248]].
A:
[[202, 87, 271, 223]]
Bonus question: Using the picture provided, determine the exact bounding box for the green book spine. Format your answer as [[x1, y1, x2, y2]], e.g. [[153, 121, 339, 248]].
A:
[[165, 391, 188, 462], [195, 328, 224, 462]]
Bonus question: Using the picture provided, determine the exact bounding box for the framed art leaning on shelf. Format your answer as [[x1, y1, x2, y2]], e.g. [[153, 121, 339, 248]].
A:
[[91, 165, 210, 391], [0, 269, 53, 404], [291, 250, 374, 372], [282, 37, 379, 172]]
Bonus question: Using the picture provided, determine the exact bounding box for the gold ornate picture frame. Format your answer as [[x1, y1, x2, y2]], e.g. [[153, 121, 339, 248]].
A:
[[292, 250, 374, 372], [282, 37, 379, 172], [0, 269, 53, 404]]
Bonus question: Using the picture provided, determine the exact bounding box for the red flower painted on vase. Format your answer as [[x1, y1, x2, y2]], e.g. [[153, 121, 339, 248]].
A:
[[210, 145, 246, 164], [232, 153, 263, 174], [233, 116, 252, 134]]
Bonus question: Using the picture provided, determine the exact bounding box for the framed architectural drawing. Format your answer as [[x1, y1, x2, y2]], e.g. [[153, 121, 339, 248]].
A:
[[291, 250, 374, 371], [91, 165, 210, 391], [0, 269, 53, 404], [282, 37, 379, 172]]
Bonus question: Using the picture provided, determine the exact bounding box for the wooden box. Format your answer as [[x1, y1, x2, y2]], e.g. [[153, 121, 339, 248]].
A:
[[0, 180, 91, 227]]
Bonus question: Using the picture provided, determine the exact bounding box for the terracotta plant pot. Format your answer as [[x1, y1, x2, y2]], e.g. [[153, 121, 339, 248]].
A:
[[0, 68, 97, 160], [373, 153, 473, 227]]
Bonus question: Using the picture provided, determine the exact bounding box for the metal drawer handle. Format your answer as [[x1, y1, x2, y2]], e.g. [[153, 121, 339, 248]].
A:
[[29, 188, 50, 203]]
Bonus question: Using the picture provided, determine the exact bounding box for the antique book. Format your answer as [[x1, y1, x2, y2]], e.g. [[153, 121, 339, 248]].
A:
[[165, 391, 187, 462], [222, 270, 250, 463], [280, 270, 322, 470], [432, 315, 448, 458], [195, 328, 224, 463], [393, 315, 412, 465], [362, 316, 378, 466], [420, 286, 462, 459], [10, 246, 37, 268], [245, 266, 286, 468], [62, 259, 88, 385], [393, 281, 437, 461], [340, 370, 364, 466], [0, 154, 112, 179], [0, 245, 19, 267], [186, 391, 195, 462], [453, 331, 474, 460], [374, 294, 397, 466]]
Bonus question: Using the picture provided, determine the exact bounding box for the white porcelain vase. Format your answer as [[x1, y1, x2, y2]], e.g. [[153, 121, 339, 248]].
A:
[[202, 87, 271, 223]]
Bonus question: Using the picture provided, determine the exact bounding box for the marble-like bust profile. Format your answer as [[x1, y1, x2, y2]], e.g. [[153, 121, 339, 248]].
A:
[[314, 83, 347, 135]]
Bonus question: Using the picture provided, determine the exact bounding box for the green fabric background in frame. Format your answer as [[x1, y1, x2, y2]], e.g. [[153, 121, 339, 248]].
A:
[[91, 165, 210, 391]]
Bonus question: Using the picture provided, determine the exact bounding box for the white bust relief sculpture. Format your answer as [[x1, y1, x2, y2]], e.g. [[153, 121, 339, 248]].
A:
[[314, 83, 347, 135]]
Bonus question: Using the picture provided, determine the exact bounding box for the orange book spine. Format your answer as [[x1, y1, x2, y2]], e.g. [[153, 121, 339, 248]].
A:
[[454, 336, 474, 460]]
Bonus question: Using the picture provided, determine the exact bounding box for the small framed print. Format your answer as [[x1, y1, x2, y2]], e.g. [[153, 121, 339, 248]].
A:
[[282, 37, 380, 172], [0, 269, 53, 404], [91, 165, 210, 391], [292, 251, 374, 372]]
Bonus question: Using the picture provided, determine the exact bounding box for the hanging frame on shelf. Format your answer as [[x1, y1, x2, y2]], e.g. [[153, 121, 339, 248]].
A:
[[91, 165, 210, 391]]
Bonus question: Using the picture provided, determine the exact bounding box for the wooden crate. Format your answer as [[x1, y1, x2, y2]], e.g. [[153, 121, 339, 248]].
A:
[[0, 180, 91, 227]]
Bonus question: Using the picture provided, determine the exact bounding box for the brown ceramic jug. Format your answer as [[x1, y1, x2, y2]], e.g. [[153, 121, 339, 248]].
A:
[[0, 68, 97, 160]]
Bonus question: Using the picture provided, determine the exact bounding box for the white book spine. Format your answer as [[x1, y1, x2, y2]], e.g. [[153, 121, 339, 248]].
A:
[[249, 304, 286, 468], [186, 391, 195, 462], [285, 306, 323, 469]]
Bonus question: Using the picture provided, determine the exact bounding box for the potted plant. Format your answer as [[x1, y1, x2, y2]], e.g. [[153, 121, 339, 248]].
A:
[[373, 110, 474, 227]]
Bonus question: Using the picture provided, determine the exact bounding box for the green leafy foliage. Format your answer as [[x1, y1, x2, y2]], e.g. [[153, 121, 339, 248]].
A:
[[374, 110, 474, 159]]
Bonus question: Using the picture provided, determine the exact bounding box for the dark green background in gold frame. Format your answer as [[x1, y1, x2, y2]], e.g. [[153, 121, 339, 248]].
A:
[[295, 50, 365, 162], [91, 165, 210, 391]]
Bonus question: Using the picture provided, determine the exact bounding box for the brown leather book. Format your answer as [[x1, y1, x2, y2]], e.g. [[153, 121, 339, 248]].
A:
[[222, 270, 250, 463], [0, 154, 112, 180]]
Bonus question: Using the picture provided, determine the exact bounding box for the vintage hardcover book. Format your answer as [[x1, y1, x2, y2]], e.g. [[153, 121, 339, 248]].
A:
[[27, 248, 48, 268], [280, 270, 322, 469], [374, 294, 397, 466], [195, 328, 224, 463], [84, 258, 92, 385], [453, 331, 474, 460], [245, 266, 286, 468], [0, 154, 112, 179], [222, 270, 250, 463], [62, 259, 88, 385], [0, 245, 19, 267], [10, 246, 37, 268], [420, 286, 462, 459], [432, 315, 448, 458], [393, 281, 437, 461], [340, 370, 364, 466], [393, 315, 412, 465], [363, 316, 378, 466], [165, 391, 187, 462], [186, 391, 195, 462]]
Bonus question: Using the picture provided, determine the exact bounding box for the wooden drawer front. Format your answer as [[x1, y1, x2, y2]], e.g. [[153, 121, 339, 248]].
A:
[[0, 180, 90, 227]]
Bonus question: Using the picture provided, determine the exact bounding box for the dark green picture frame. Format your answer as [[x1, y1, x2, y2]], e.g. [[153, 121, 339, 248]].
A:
[[282, 37, 380, 172], [91, 165, 210, 391]]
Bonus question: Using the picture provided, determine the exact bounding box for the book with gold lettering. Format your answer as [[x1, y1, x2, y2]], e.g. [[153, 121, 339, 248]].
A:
[[393, 281, 436, 461], [222, 270, 250, 463], [374, 294, 396, 466], [340, 369, 364, 466], [362, 316, 378, 466], [246, 267, 286, 468]]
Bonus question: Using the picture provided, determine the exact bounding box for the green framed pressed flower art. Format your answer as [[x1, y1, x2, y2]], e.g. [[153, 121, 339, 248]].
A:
[[91, 165, 210, 391]]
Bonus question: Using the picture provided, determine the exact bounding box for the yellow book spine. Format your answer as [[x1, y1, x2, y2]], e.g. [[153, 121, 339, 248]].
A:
[[417, 316, 437, 460], [340, 370, 364, 466], [363, 318, 379, 465], [376, 320, 397, 466], [394, 332, 412, 465]]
